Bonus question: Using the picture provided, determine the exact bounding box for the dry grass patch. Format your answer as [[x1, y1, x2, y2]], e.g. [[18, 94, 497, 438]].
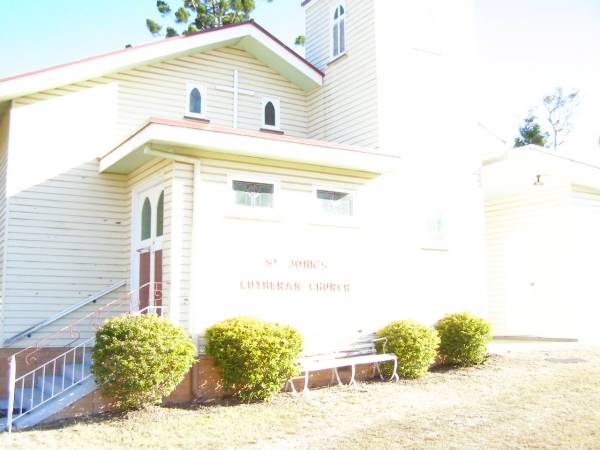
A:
[[2, 346, 599, 449]]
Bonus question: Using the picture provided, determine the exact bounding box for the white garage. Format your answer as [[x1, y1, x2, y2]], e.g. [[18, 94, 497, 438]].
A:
[[483, 145, 600, 343]]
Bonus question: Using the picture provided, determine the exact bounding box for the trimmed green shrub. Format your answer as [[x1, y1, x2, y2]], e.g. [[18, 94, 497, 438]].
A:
[[205, 317, 303, 402], [376, 320, 439, 379], [435, 312, 492, 366], [92, 314, 196, 409]]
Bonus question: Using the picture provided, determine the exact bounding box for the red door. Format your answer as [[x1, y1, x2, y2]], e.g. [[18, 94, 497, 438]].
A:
[[136, 186, 164, 315], [154, 250, 163, 310], [139, 251, 151, 311]]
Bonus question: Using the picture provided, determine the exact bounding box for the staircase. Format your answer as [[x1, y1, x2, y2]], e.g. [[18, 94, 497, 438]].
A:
[[1, 339, 97, 431], [1, 281, 165, 432]]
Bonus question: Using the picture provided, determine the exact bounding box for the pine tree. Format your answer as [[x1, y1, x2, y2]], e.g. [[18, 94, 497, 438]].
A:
[[146, 0, 272, 37], [514, 113, 548, 148]]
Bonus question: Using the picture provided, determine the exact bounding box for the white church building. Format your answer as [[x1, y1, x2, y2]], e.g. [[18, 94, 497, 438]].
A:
[[1, 0, 581, 428]]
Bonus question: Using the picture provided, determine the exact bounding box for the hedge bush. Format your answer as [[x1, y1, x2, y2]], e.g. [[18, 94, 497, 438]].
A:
[[435, 312, 492, 366], [205, 317, 303, 402], [91, 314, 196, 409], [376, 320, 439, 379]]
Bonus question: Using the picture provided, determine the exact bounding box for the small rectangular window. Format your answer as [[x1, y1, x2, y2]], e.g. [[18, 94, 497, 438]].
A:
[[233, 180, 274, 208], [317, 189, 353, 216]]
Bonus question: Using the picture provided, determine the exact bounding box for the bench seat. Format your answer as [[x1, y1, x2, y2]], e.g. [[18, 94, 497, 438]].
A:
[[302, 352, 397, 371], [287, 333, 400, 393]]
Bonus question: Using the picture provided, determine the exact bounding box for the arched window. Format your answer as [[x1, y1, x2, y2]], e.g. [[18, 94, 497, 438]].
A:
[[332, 4, 346, 59], [141, 197, 151, 241], [261, 97, 280, 130], [156, 191, 164, 237], [264, 101, 276, 126], [185, 83, 207, 119], [189, 87, 201, 114]]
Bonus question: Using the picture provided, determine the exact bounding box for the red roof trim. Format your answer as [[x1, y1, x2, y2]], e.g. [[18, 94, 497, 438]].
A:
[[103, 117, 396, 160], [249, 21, 323, 76], [0, 21, 323, 84]]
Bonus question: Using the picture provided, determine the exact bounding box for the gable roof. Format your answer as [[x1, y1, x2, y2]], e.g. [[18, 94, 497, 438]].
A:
[[483, 144, 600, 193], [0, 21, 323, 102]]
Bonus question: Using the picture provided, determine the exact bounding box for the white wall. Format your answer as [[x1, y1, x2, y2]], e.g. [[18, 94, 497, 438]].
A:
[[303, 0, 486, 323], [190, 157, 370, 337], [0, 105, 10, 341], [569, 187, 600, 343], [484, 169, 575, 337], [373, 0, 486, 322], [0, 42, 314, 345], [305, 0, 379, 147], [374, 0, 476, 161], [108, 46, 309, 138], [188, 155, 484, 340]]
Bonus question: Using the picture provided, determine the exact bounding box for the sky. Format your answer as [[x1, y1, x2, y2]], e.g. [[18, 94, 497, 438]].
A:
[[0, 0, 598, 156]]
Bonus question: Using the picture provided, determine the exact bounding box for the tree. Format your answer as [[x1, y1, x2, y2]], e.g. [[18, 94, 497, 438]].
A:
[[514, 112, 548, 148], [294, 35, 305, 47], [542, 87, 579, 150], [146, 0, 272, 37]]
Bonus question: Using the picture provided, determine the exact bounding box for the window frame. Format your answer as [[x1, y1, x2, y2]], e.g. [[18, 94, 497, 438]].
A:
[[184, 82, 208, 120], [261, 97, 281, 131], [156, 190, 164, 237], [140, 197, 152, 241], [310, 184, 358, 227], [421, 210, 449, 251], [330, 2, 347, 61], [226, 173, 281, 220]]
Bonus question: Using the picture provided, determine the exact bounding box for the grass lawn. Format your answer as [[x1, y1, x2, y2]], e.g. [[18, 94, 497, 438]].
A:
[[2, 345, 599, 449]]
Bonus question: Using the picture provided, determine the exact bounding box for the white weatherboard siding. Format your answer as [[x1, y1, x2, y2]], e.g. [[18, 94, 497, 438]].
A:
[[305, 0, 379, 148], [0, 106, 10, 341], [484, 183, 574, 338], [109, 46, 309, 138], [1, 154, 192, 346], [11, 46, 310, 146], [167, 161, 194, 329], [1, 41, 313, 345], [127, 158, 191, 330], [2, 161, 130, 346], [569, 188, 600, 343], [3, 82, 127, 345]]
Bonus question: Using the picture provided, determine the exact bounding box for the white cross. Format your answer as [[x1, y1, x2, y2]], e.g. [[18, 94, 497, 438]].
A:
[[216, 69, 255, 128]]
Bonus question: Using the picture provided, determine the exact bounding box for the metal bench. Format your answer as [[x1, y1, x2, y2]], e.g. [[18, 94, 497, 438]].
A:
[[287, 333, 399, 393]]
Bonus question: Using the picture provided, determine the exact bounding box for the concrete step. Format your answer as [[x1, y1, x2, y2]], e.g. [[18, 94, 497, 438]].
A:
[[1, 351, 95, 431], [35, 373, 76, 397], [1, 373, 97, 431], [1, 386, 45, 413], [62, 362, 91, 384], [1, 364, 91, 412], [11, 377, 98, 431]]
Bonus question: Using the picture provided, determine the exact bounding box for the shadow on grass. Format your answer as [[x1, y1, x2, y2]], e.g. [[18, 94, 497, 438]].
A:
[[430, 353, 500, 373], [22, 355, 503, 433]]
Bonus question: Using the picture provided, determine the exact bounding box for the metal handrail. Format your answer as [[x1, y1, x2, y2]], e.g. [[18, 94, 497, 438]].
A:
[[3, 280, 126, 346], [6, 337, 94, 432], [4, 281, 166, 432], [136, 305, 166, 316]]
